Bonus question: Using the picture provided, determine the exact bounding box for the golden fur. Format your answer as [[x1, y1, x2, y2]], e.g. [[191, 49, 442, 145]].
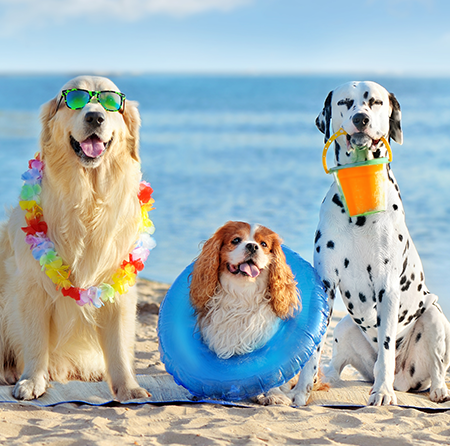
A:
[[0, 76, 149, 401]]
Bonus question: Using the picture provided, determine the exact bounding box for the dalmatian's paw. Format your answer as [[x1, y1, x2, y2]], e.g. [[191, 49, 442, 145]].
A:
[[430, 386, 449, 403], [368, 384, 397, 406], [322, 364, 340, 384], [291, 391, 310, 407]]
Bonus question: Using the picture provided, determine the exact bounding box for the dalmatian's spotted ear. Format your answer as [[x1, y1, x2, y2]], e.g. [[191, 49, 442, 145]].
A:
[[315, 91, 333, 143], [389, 93, 403, 145]]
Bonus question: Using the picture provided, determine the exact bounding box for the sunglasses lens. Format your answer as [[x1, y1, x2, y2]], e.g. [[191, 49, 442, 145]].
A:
[[65, 90, 90, 109], [98, 92, 123, 111]]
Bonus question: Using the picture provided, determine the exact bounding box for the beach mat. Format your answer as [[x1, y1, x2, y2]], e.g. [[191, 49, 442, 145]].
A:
[[0, 373, 449, 411]]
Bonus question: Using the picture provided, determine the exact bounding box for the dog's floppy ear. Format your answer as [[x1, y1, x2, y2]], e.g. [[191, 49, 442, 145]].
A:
[[389, 93, 403, 145], [315, 91, 333, 143], [268, 240, 300, 319], [40, 97, 59, 151], [122, 99, 141, 163], [190, 234, 222, 313]]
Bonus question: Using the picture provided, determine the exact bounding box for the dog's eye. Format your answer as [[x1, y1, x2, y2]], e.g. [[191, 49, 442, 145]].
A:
[[231, 237, 241, 245], [337, 99, 354, 110], [369, 98, 383, 108], [260, 241, 267, 248]]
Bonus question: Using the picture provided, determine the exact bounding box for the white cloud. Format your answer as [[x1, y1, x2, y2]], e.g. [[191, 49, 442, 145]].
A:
[[0, 0, 254, 34]]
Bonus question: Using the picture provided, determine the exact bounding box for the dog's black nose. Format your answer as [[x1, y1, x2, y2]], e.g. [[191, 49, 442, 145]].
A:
[[352, 113, 370, 131], [85, 111, 105, 126], [246, 243, 258, 254]]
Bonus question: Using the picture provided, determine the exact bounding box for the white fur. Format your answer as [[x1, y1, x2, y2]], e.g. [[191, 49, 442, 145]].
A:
[[302, 81, 450, 406], [200, 269, 278, 359]]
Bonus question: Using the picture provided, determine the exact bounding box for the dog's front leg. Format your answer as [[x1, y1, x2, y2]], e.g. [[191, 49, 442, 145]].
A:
[[368, 284, 400, 406], [289, 278, 336, 406], [97, 290, 149, 401], [13, 285, 50, 400]]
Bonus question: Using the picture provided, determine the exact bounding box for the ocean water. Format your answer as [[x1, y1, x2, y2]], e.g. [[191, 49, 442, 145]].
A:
[[1, 74, 450, 317]]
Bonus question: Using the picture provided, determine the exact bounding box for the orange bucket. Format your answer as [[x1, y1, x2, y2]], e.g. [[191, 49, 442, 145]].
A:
[[322, 129, 392, 218]]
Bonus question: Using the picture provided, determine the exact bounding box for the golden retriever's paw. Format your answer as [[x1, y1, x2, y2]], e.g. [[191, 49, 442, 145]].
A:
[[115, 386, 150, 402], [13, 376, 47, 400]]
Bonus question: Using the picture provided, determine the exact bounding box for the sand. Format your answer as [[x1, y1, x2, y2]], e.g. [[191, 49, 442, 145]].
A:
[[0, 279, 449, 446]]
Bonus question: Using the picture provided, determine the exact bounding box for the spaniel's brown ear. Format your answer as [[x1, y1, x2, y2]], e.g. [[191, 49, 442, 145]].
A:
[[268, 241, 300, 319], [190, 235, 222, 312], [40, 97, 59, 152], [122, 99, 141, 163]]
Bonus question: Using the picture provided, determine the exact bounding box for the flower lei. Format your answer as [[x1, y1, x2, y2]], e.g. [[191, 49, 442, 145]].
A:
[[19, 153, 156, 307]]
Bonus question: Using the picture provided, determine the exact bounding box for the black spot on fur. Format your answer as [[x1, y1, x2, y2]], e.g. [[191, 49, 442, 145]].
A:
[[393, 204, 398, 211], [314, 230, 322, 244], [400, 276, 407, 285], [327, 241, 335, 249], [410, 273, 415, 281], [400, 258, 408, 277], [348, 302, 353, 310], [316, 246, 320, 253], [384, 336, 390, 350], [398, 234, 403, 242], [335, 143, 341, 165], [367, 265, 373, 282], [419, 301, 424, 307], [378, 289, 385, 303], [373, 337, 377, 343], [345, 290, 351, 299], [332, 194, 344, 208], [410, 364, 415, 377], [355, 216, 366, 227], [364, 91, 369, 99], [398, 310, 408, 323], [384, 258, 389, 264], [409, 382, 422, 392], [377, 316, 381, 327], [344, 258, 350, 268], [401, 281, 411, 292], [323, 280, 331, 290], [396, 337, 403, 349], [335, 338, 338, 343], [359, 293, 366, 303], [416, 332, 422, 343], [354, 318, 362, 325]]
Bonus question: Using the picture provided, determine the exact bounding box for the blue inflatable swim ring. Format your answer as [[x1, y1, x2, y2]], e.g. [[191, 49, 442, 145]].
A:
[[157, 246, 328, 401]]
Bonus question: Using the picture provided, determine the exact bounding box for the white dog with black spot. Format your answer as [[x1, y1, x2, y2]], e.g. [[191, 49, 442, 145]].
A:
[[301, 81, 450, 406]]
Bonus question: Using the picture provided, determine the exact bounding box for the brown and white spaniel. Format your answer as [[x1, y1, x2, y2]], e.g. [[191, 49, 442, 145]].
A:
[[190, 221, 300, 360]]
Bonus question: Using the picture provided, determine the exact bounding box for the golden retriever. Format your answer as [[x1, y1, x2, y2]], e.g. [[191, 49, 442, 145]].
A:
[[0, 75, 150, 401]]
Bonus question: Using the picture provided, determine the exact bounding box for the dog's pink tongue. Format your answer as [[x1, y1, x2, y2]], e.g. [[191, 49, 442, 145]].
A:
[[239, 262, 260, 278], [79, 136, 105, 158]]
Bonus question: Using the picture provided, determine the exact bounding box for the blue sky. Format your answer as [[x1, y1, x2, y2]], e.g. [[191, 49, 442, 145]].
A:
[[1, 0, 450, 74]]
